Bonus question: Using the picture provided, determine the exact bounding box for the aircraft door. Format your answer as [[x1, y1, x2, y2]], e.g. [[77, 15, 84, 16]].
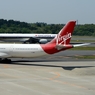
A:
[[9, 44, 14, 52]]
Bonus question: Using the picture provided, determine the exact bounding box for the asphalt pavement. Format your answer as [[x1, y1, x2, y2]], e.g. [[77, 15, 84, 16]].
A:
[[0, 50, 95, 95]]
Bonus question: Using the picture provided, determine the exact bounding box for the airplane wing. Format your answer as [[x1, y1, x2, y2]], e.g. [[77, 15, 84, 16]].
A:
[[23, 37, 52, 44]]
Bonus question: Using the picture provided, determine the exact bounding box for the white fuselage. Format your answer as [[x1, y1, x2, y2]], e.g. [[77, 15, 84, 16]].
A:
[[0, 34, 56, 41], [0, 44, 48, 58], [0, 34, 56, 37]]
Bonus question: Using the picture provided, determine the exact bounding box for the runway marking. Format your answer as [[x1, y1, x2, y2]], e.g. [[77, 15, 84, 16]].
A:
[[48, 71, 95, 92], [50, 78, 95, 92], [54, 80, 85, 88], [50, 72, 60, 80], [3, 65, 10, 68]]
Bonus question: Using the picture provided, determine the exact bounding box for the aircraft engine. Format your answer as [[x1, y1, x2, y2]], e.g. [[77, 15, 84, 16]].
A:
[[39, 39, 48, 44]]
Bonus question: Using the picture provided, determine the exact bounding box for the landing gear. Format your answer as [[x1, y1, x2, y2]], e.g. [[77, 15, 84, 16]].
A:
[[0, 58, 11, 63]]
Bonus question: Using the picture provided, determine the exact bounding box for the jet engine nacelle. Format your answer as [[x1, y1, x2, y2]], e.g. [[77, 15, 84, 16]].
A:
[[39, 39, 48, 44]]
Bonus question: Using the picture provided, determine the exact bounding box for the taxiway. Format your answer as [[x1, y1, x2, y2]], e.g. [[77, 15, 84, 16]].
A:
[[0, 50, 95, 95]]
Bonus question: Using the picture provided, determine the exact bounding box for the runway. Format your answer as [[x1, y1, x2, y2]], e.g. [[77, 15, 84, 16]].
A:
[[0, 50, 95, 95], [10, 50, 95, 62]]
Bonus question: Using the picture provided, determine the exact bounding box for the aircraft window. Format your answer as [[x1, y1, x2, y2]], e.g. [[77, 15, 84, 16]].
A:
[[13, 48, 38, 50], [31, 48, 38, 50]]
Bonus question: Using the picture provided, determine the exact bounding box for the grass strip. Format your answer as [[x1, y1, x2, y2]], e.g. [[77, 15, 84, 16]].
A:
[[71, 47, 95, 50], [74, 55, 95, 59]]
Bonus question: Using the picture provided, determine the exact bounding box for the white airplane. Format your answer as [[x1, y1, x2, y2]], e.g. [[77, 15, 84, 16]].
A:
[[0, 33, 56, 44], [0, 20, 90, 62]]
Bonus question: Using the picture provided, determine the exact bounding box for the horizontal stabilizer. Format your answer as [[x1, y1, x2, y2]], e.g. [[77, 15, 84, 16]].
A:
[[73, 43, 91, 47], [55, 44, 73, 50], [55, 43, 91, 50]]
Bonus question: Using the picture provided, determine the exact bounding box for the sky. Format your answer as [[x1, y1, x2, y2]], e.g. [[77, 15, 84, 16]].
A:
[[0, 0, 95, 24]]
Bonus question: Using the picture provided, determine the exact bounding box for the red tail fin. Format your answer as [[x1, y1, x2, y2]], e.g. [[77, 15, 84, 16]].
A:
[[41, 21, 76, 54], [48, 21, 76, 45]]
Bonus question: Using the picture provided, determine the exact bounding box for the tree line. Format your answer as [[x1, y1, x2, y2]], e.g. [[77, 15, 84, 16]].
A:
[[0, 19, 95, 36]]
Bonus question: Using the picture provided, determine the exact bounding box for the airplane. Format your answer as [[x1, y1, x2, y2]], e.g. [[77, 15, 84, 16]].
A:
[[0, 33, 56, 44], [0, 20, 90, 62]]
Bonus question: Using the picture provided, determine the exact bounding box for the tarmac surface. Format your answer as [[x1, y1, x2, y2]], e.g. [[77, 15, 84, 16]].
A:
[[0, 50, 95, 95]]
